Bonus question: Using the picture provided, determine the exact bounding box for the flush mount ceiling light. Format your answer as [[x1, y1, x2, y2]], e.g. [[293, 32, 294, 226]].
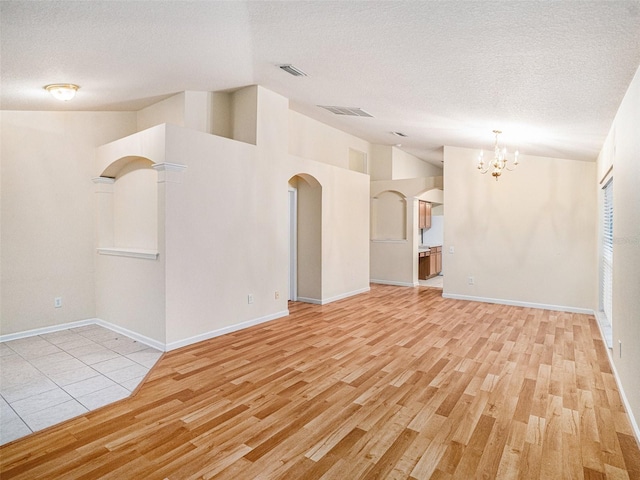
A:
[[477, 130, 520, 181], [44, 83, 80, 101], [278, 64, 308, 77]]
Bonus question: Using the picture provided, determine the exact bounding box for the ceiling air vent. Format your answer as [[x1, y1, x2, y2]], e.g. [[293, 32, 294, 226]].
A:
[[318, 106, 374, 117], [278, 64, 308, 77]]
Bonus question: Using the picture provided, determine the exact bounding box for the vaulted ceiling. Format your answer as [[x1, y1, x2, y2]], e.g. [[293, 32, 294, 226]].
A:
[[2, 0, 639, 165]]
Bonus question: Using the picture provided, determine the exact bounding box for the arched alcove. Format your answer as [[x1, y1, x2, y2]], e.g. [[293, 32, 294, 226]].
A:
[[288, 174, 322, 303], [94, 155, 159, 257], [372, 190, 407, 240]]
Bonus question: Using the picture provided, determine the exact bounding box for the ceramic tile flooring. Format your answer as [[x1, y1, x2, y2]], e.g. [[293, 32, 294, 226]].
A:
[[0, 324, 162, 446], [418, 274, 443, 289]]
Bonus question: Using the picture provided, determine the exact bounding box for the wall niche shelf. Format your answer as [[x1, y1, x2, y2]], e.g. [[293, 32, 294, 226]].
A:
[[97, 247, 159, 260]]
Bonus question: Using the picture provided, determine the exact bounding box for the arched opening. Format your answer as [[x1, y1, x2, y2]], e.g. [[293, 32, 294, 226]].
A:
[[416, 187, 444, 288], [371, 190, 407, 240], [95, 155, 158, 254], [288, 174, 322, 303]]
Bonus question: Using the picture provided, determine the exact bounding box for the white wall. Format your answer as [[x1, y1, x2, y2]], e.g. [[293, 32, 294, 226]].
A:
[[598, 65, 640, 433], [0, 111, 137, 335], [443, 146, 597, 311], [421, 215, 444, 249]]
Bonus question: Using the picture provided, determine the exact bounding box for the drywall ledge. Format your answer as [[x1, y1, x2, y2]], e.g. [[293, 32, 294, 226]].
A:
[[97, 247, 159, 260]]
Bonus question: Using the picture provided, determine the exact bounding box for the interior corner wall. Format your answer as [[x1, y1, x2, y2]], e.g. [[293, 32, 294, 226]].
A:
[[370, 144, 393, 180], [288, 110, 372, 170], [136, 93, 186, 132], [602, 65, 640, 432], [443, 146, 597, 311], [0, 111, 137, 335], [391, 147, 443, 179], [231, 86, 258, 145]]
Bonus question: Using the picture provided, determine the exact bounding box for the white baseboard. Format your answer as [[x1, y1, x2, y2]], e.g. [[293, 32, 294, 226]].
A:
[[593, 314, 640, 444], [165, 310, 290, 351], [0, 311, 290, 354], [297, 287, 371, 306], [0, 318, 96, 343], [0, 317, 166, 351], [441, 293, 594, 315], [320, 287, 370, 304], [296, 296, 322, 304], [370, 279, 418, 287], [94, 319, 166, 351]]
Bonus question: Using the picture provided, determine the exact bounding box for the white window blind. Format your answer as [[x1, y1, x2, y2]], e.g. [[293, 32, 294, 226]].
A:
[[602, 179, 613, 323]]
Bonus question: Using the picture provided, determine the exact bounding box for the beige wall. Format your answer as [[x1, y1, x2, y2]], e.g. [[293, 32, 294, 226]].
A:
[[137, 93, 185, 131], [112, 160, 158, 250], [598, 65, 640, 432], [295, 176, 322, 301], [370, 177, 443, 286], [443, 146, 597, 311], [90, 86, 370, 348], [392, 147, 443, 179], [288, 110, 372, 170], [137, 91, 211, 134], [371, 145, 443, 181], [0, 111, 137, 335]]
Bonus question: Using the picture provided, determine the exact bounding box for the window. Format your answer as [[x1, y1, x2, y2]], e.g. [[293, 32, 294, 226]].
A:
[[601, 179, 613, 324]]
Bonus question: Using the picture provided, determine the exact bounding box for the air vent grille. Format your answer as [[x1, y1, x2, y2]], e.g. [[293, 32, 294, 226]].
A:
[[318, 105, 374, 117], [278, 64, 308, 77]]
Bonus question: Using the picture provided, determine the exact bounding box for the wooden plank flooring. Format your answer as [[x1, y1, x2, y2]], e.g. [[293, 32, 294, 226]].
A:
[[1, 285, 639, 479]]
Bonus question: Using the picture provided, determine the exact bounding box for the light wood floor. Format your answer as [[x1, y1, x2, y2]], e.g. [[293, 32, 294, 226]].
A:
[[1, 285, 639, 479]]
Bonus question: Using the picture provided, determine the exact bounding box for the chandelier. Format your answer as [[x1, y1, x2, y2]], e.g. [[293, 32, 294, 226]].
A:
[[477, 130, 519, 180]]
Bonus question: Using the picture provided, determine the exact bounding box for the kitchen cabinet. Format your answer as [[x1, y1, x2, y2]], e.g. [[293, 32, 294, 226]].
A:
[[418, 245, 442, 280], [418, 201, 431, 230], [419, 250, 430, 280], [434, 246, 442, 274]]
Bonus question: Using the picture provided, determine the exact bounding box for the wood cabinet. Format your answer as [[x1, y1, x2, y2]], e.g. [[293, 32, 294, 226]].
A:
[[418, 245, 442, 280], [418, 250, 430, 280], [418, 201, 431, 230], [434, 246, 442, 274]]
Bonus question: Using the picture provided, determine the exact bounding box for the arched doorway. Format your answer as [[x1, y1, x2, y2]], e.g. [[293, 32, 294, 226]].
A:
[[288, 174, 322, 303]]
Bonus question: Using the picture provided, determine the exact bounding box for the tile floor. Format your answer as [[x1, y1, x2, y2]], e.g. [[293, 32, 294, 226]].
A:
[[419, 274, 443, 289], [0, 324, 162, 446]]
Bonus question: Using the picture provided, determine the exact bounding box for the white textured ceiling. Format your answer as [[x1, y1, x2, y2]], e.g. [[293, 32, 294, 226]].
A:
[[2, 0, 640, 164]]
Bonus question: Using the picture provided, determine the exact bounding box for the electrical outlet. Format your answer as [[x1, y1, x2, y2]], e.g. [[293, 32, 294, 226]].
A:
[[54, 297, 62, 308], [275, 291, 280, 300], [247, 294, 254, 304], [467, 276, 474, 285], [449, 246, 455, 254]]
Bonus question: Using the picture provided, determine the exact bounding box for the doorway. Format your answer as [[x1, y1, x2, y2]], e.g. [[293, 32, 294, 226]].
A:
[[288, 174, 322, 303], [288, 187, 297, 301]]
